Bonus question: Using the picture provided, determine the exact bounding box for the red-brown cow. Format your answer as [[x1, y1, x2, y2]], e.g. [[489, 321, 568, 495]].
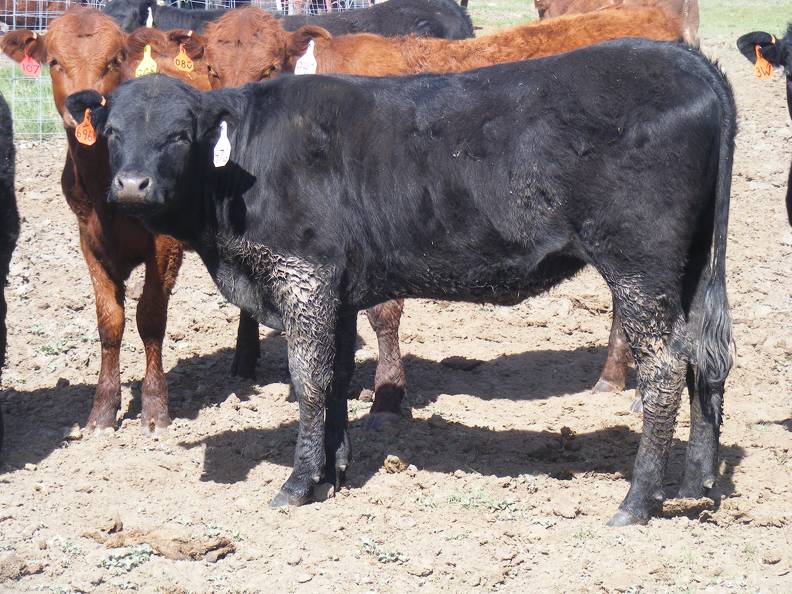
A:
[[1, 7, 184, 433], [164, 4, 683, 420], [533, 0, 699, 46]]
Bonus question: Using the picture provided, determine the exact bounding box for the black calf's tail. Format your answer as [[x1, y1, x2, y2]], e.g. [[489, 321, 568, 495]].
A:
[[695, 66, 737, 425]]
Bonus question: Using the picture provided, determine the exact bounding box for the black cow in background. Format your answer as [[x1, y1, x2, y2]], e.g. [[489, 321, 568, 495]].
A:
[[737, 26, 792, 226], [0, 94, 20, 451], [102, 0, 473, 38], [66, 39, 735, 525]]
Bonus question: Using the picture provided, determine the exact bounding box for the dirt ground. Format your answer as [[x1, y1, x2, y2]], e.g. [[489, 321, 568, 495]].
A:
[[0, 30, 790, 594]]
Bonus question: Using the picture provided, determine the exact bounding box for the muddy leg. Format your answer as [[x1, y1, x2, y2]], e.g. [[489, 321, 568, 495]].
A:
[[678, 364, 722, 498], [81, 233, 125, 431], [365, 299, 405, 427], [325, 312, 356, 489], [231, 310, 260, 379], [608, 314, 689, 526], [270, 289, 337, 508], [137, 236, 182, 432]]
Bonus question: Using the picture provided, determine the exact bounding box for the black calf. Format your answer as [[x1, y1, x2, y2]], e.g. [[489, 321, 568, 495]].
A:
[[66, 39, 735, 524]]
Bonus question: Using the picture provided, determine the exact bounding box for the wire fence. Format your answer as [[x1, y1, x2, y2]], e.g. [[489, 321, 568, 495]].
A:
[[0, 0, 371, 138]]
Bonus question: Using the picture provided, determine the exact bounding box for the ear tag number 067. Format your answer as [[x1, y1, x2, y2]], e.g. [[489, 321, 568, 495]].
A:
[[213, 121, 230, 168]]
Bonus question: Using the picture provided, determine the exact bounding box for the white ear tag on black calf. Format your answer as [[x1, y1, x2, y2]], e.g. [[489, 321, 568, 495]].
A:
[[294, 40, 317, 75], [213, 121, 231, 168], [145, 7, 153, 28]]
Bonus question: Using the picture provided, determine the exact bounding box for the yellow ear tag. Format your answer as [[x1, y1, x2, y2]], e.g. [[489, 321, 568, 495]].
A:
[[754, 45, 772, 80], [173, 44, 193, 73], [135, 44, 158, 78], [75, 109, 97, 146]]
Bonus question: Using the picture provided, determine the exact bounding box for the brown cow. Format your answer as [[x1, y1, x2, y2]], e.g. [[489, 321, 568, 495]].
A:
[[533, 0, 699, 46], [164, 4, 681, 420], [1, 7, 185, 433]]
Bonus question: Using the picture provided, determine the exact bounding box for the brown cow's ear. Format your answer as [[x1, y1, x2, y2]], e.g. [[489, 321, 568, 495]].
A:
[[0, 29, 47, 64], [168, 30, 206, 60], [286, 25, 331, 60], [126, 26, 170, 58]]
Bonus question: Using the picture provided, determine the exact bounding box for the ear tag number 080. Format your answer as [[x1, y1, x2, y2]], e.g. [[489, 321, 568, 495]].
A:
[[173, 44, 193, 73], [135, 44, 158, 78]]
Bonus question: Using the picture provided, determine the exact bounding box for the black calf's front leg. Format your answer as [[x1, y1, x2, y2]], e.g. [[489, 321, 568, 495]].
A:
[[608, 315, 689, 526], [269, 270, 343, 507]]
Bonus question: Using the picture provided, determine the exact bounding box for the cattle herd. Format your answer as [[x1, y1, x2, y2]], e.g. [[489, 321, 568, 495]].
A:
[[0, 0, 789, 528]]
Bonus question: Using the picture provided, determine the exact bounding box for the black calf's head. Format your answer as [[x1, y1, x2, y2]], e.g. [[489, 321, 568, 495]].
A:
[[65, 75, 232, 214], [103, 0, 156, 33], [737, 27, 792, 78]]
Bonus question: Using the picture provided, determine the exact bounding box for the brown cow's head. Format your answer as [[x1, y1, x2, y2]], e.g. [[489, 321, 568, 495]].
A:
[[185, 7, 330, 89], [1, 7, 126, 128], [123, 27, 211, 91]]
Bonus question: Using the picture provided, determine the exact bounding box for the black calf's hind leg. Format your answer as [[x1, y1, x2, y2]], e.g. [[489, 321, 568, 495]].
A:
[[679, 365, 721, 498], [231, 310, 260, 378], [609, 314, 689, 526], [325, 312, 356, 490]]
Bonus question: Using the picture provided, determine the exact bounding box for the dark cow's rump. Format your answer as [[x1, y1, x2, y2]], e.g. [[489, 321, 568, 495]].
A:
[[0, 94, 20, 450], [66, 39, 735, 525], [103, 0, 473, 39], [737, 25, 792, 225]]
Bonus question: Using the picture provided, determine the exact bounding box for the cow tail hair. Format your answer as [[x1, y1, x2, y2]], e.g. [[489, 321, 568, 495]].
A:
[[694, 66, 736, 427]]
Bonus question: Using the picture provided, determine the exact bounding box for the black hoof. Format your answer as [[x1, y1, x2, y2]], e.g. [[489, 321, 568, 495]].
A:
[[269, 487, 311, 508], [230, 356, 257, 379], [607, 509, 648, 527], [678, 476, 715, 500]]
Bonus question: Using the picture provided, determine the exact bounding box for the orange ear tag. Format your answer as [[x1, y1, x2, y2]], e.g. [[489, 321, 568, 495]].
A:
[[173, 44, 194, 73], [20, 51, 41, 77], [135, 44, 158, 78], [75, 109, 97, 146], [754, 45, 772, 80]]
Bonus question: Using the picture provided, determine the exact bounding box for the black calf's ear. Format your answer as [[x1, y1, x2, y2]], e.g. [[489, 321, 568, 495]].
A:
[[736, 31, 782, 66], [65, 91, 110, 132]]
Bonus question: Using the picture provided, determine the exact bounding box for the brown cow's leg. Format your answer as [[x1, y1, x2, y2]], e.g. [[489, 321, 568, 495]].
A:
[[365, 299, 406, 428], [81, 232, 125, 432], [137, 235, 183, 432], [231, 310, 260, 379], [592, 305, 632, 393]]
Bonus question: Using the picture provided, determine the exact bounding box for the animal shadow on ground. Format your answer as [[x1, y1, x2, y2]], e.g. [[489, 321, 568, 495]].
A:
[[183, 418, 744, 513]]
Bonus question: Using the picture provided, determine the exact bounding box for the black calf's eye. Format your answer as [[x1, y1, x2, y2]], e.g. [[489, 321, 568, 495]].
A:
[[167, 132, 190, 144]]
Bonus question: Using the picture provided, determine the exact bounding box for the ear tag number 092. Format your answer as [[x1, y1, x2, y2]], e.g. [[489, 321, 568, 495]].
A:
[[173, 44, 193, 73], [294, 40, 317, 75], [213, 120, 230, 168], [135, 44, 158, 78], [75, 109, 97, 147]]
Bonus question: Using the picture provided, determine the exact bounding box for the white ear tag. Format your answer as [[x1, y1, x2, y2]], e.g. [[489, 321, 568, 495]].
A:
[[145, 7, 154, 28], [294, 40, 317, 75], [213, 121, 231, 168]]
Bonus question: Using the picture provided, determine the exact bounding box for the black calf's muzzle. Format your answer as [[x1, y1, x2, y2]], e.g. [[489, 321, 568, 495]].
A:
[[111, 172, 154, 205]]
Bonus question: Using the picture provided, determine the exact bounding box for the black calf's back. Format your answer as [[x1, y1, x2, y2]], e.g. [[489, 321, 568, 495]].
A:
[[0, 93, 19, 450]]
